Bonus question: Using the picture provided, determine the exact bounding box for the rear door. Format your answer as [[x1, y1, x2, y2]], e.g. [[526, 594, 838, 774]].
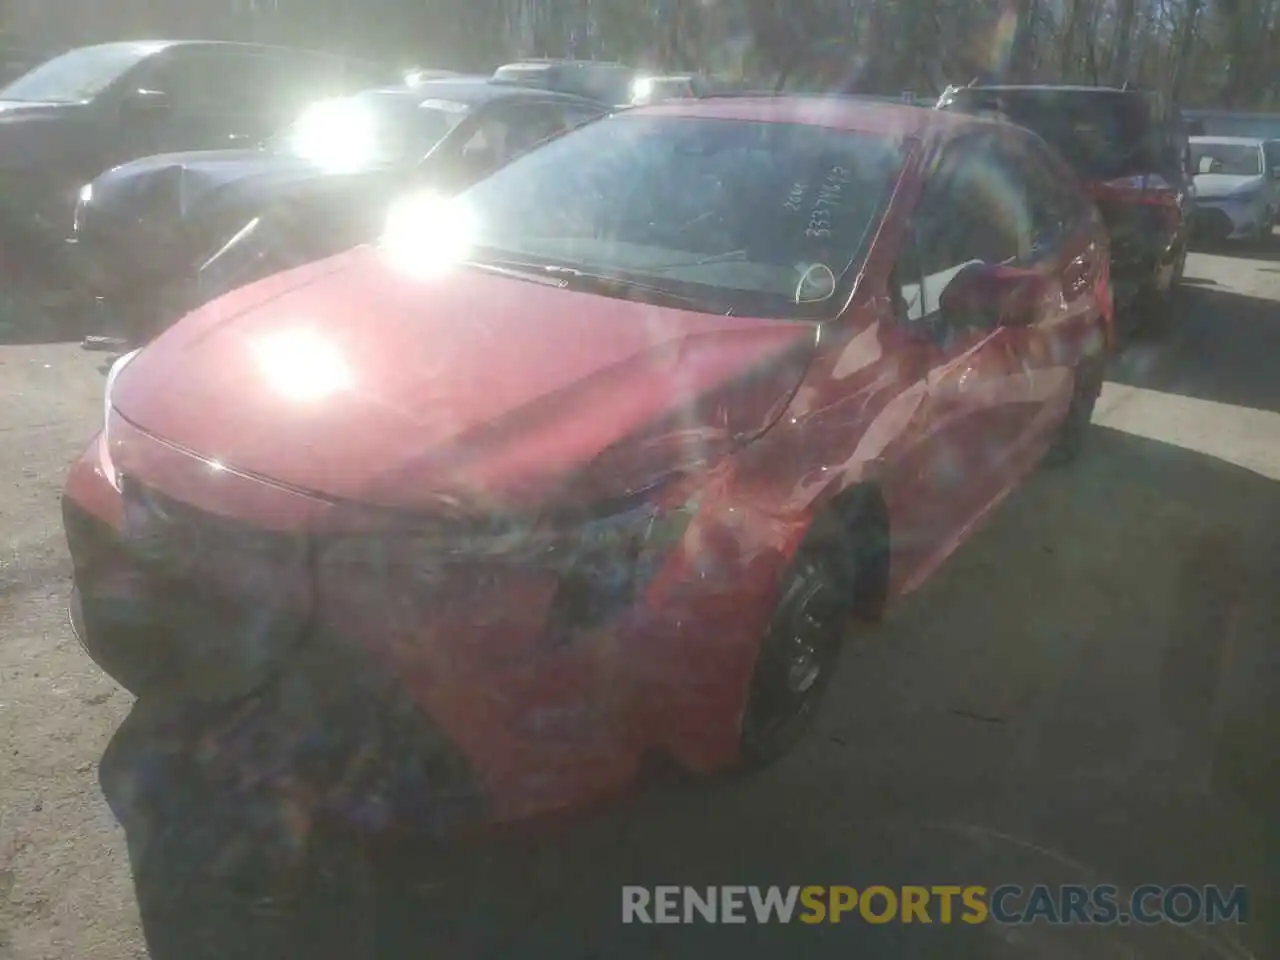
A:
[[994, 128, 1109, 425]]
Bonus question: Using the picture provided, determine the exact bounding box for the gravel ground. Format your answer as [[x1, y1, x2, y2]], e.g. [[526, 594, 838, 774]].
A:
[[1, 249, 1278, 958]]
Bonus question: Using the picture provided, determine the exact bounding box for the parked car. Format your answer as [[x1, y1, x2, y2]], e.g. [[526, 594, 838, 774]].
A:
[[492, 59, 636, 107], [72, 77, 608, 344], [1187, 136, 1280, 242], [937, 83, 1190, 334], [64, 97, 1111, 847], [0, 40, 395, 278]]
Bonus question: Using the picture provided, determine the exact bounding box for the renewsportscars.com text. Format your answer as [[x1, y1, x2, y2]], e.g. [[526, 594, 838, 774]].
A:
[[621, 884, 1249, 925]]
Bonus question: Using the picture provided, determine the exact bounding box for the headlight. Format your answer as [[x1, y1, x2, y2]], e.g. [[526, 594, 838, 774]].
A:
[[318, 491, 700, 640], [72, 183, 92, 233], [100, 348, 141, 490]]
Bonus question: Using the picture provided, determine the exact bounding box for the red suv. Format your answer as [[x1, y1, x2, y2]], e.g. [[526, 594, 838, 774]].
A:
[[64, 98, 1112, 837]]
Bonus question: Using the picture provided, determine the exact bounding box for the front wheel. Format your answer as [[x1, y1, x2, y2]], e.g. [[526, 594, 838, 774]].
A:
[[740, 537, 853, 768]]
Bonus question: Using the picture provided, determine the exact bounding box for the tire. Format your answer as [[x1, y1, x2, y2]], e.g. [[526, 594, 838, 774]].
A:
[[1137, 242, 1185, 338], [1044, 354, 1105, 467], [740, 528, 855, 767], [1253, 218, 1274, 247]]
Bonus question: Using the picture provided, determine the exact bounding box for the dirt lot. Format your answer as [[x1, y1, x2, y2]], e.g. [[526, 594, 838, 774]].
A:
[[2, 250, 1278, 958]]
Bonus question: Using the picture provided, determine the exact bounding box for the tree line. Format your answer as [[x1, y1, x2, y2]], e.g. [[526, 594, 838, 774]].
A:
[[4, 0, 1278, 109]]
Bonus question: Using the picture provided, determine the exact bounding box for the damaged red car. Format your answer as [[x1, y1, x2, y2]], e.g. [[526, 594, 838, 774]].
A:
[[63, 97, 1112, 837]]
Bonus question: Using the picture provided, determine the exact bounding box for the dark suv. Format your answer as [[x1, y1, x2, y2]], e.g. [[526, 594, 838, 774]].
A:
[[937, 84, 1191, 333]]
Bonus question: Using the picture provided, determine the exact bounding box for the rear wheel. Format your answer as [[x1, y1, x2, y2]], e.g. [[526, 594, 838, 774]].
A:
[[740, 532, 854, 767]]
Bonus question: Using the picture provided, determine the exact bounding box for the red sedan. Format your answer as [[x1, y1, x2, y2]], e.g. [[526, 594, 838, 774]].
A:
[[64, 97, 1112, 836]]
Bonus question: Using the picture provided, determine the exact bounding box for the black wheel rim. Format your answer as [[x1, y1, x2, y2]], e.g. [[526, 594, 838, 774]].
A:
[[742, 555, 847, 759]]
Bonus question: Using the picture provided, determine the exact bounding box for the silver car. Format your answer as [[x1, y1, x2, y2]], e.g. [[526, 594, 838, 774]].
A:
[[1189, 136, 1279, 242]]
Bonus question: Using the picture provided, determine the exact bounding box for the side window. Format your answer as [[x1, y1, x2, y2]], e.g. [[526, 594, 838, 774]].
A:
[[896, 138, 1030, 324], [1264, 141, 1280, 175], [142, 50, 288, 120], [456, 108, 521, 174], [459, 104, 581, 171], [509, 103, 577, 152], [1006, 134, 1083, 254]]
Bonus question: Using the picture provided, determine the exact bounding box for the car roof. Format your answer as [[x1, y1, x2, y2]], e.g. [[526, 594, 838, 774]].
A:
[[957, 84, 1145, 96], [75, 39, 375, 60], [1190, 135, 1265, 146], [365, 77, 605, 108], [629, 95, 983, 140], [497, 59, 630, 69]]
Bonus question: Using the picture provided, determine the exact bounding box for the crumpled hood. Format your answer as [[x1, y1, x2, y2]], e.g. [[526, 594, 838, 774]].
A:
[[89, 148, 393, 220], [112, 248, 815, 511], [1193, 172, 1264, 200], [0, 99, 86, 169]]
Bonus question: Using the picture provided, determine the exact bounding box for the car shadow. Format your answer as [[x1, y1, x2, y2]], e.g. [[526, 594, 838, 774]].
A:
[[1189, 229, 1280, 262], [98, 427, 1278, 959], [1111, 281, 1280, 413]]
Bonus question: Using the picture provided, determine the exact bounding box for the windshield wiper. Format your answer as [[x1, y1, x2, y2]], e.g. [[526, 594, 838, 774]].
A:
[[460, 257, 572, 288], [539, 264, 733, 314], [464, 255, 733, 314], [648, 250, 748, 272]]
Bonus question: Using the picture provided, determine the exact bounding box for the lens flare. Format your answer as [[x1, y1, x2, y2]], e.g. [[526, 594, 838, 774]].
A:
[[379, 190, 476, 278], [252, 328, 352, 402], [289, 98, 377, 173]]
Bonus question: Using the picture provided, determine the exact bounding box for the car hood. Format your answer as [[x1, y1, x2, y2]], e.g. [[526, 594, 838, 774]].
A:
[[90, 149, 395, 219], [1193, 172, 1264, 199], [112, 248, 815, 512]]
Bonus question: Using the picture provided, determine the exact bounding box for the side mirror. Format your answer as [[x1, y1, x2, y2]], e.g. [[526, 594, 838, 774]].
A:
[[938, 262, 1049, 331], [119, 87, 170, 121]]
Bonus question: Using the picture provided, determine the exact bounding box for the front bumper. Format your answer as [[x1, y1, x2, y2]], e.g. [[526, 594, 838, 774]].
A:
[[65, 491, 492, 838], [1192, 198, 1270, 240], [62, 424, 787, 829], [68, 214, 167, 298]]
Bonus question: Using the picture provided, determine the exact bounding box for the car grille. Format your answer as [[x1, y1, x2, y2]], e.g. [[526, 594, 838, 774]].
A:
[[114, 478, 312, 700]]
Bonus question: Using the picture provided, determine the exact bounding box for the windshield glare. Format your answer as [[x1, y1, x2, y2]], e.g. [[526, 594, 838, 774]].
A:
[[451, 116, 905, 317], [0, 43, 159, 102], [1190, 142, 1262, 176]]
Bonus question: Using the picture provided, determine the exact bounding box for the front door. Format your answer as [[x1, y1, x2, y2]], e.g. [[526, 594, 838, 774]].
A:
[[882, 133, 1047, 593]]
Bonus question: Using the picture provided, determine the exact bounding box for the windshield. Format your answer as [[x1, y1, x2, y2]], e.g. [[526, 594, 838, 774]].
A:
[[268, 91, 469, 170], [1190, 142, 1262, 176], [0, 43, 160, 103], [943, 89, 1156, 178], [442, 115, 904, 317]]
